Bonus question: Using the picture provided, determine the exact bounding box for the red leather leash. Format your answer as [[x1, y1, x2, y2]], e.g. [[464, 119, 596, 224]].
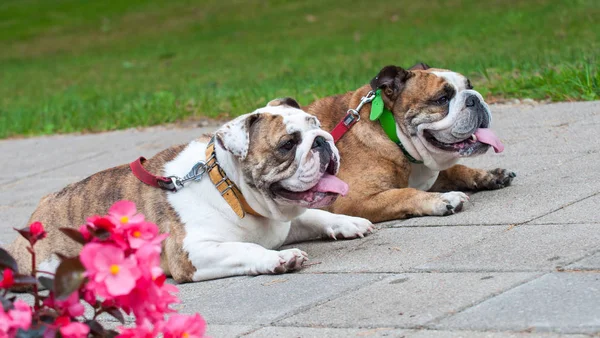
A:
[[130, 157, 179, 192], [330, 111, 361, 143], [329, 90, 376, 143]]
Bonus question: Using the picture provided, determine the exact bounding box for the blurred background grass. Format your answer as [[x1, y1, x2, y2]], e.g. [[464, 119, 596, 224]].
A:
[[0, 0, 598, 138]]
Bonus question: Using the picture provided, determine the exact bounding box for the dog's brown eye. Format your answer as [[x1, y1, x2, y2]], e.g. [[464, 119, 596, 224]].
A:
[[467, 80, 473, 90], [279, 140, 296, 152], [436, 96, 449, 105]]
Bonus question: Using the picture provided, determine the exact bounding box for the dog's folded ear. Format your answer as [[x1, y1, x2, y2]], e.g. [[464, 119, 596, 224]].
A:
[[408, 62, 431, 71], [216, 113, 260, 160], [370, 65, 413, 99], [267, 97, 301, 109]]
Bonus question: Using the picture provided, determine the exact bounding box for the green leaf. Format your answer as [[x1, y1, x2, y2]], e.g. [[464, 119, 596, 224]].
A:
[[38, 276, 54, 291], [104, 306, 125, 324], [85, 319, 105, 337], [105, 330, 119, 338], [13, 227, 32, 245], [0, 247, 18, 273], [59, 228, 86, 245], [53, 257, 85, 300], [15, 326, 47, 338], [0, 294, 14, 311]]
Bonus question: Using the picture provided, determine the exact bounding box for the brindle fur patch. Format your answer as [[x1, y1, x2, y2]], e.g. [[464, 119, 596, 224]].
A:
[[6, 142, 199, 283]]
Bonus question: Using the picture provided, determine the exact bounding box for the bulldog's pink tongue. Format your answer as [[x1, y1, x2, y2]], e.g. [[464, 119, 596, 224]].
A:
[[474, 128, 504, 153], [313, 173, 349, 196]]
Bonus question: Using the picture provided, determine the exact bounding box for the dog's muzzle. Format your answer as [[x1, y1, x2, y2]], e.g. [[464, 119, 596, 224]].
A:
[[312, 136, 335, 173]]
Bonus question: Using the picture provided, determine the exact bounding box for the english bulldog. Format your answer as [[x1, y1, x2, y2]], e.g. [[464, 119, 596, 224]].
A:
[[6, 99, 372, 283], [304, 64, 516, 223]]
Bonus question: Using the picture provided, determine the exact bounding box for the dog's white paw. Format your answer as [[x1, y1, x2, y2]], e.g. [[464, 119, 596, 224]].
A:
[[325, 215, 374, 240], [262, 248, 308, 274], [431, 191, 469, 216]]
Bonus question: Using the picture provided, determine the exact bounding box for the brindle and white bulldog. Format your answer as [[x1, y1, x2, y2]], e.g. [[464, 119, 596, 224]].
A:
[[304, 64, 516, 223], [6, 99, 372, 283]]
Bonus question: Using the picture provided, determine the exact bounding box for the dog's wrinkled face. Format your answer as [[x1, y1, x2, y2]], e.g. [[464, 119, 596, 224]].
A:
[[371, 65, 504, 161], [216, 98, 348, 210]]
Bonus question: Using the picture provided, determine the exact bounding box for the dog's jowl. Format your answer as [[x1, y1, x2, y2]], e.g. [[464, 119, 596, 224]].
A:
[[6, 99, 372, 283]]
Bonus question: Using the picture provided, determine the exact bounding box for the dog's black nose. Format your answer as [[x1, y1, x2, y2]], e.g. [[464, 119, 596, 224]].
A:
[[465, 95, 479, 108], [312, 136, 327, 149]]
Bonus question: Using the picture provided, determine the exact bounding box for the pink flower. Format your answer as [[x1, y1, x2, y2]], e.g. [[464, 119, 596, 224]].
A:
[[109, 201, 144, 226], [0, 300, 32, 335], [30, 221, 47, 239], [44, 291, 85, 317], [82, 288, 96, 305], [87, 215, 119, 233], [18, 221, 47, 246], [0, 268, 14, 289], [163, 314, 206, 338], [125, 221, 160, 249], [135, 242, 164, 282], [117, 319, 161, 338], [78, 224, 92, 241], [121, 280, 179, 324], [60, 322, 89, 338], [80, 243, 141, 298]]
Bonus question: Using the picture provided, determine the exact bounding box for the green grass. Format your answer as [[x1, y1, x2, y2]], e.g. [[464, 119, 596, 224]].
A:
[[0, 0, 598, 139]]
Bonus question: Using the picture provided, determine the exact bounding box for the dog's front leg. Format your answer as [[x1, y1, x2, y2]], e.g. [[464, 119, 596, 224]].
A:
[[331, 188, 469, 223], [429, 164, 516, 192], [286, 209, 373, 244], [173, 242, 308, 282]]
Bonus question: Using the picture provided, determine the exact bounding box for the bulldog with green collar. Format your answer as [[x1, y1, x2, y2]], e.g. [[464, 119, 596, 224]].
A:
[[304, 63, 515, 223]]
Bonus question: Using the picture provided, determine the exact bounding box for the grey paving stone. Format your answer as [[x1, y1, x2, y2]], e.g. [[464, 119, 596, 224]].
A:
[[434, 272, 600, 334], [0, 176, 84, 207], [0, 205, 36, 245], [565, 252, 600, 270], [94, 320, 257, 337], [279, 273, 535, 328], [490, 101, 600, 129], [285, 227, 503, 273], [530, 194, 600, 225], [493, 123, 600, 155], [395, 182, 599, 227], [397, 151, 600, 227], [414, 224, 600, 272], [180, 273, 386, 325], [482, 101, 600, 156], [0, 126, 215, 180], [406, 329, 591, 338], [243, 326, 409, 337], [205, 324, 257, 338]]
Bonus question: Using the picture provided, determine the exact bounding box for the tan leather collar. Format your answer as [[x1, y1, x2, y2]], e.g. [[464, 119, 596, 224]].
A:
[[205, 138, 262, 219]]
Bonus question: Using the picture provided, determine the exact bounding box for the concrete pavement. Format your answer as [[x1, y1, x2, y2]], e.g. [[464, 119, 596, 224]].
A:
[[1, 101, 599, 337]]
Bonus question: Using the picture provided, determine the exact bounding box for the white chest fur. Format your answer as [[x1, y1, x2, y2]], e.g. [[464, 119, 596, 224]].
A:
[[408, 163, 439, 191]]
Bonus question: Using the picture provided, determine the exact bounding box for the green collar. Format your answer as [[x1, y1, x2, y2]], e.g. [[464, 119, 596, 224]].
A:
[[369, 89, 423, 164]]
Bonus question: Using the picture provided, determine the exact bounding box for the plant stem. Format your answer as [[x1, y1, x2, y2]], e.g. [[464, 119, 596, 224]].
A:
[[30, 245, 40, 310], [93, 308, 105, 320]]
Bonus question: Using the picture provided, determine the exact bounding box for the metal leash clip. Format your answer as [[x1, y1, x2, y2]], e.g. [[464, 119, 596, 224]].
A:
[[343, 90, 376, 125], [162, 161, 207, 192]]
